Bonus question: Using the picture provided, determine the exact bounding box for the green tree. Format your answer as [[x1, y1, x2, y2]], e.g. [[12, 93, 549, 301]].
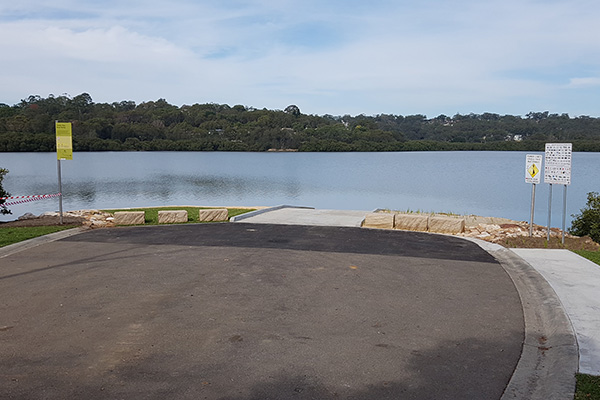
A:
[[569, 192, 600, 243], [0, 168, 11, 214], [284, 105, 301, 116]]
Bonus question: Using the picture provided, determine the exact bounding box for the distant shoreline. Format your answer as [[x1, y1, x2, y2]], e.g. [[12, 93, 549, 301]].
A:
[[1, 139, 600, 152]]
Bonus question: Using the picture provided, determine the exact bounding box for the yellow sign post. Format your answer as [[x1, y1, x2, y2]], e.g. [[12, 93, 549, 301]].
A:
[[56, 122, 73, 160], [525, 154, 543, 237], [55, 122, 73, 223]]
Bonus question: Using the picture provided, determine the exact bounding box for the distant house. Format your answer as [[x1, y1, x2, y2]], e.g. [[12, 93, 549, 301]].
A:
[[504, 134, 523, 142]]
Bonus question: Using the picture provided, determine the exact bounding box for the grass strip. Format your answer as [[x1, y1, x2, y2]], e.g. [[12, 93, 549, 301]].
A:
[[574, 249, 600, 266], [0, 225, 77, 247], [1, 208, 254, 247], [572, 250, 600, 399], [101, 207, 254, 225], [575, 373, 600, 399]]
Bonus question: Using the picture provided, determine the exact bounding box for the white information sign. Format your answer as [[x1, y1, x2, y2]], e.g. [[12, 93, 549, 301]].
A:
[[544, 143, 572, 185], [525, 154, 542, 184]]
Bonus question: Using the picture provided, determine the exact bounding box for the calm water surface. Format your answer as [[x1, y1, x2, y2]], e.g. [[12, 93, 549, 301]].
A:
[[1, 151, 599, 227]]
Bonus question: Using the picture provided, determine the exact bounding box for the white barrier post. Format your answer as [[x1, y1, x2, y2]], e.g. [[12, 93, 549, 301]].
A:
[[57, 159, 63, 224]]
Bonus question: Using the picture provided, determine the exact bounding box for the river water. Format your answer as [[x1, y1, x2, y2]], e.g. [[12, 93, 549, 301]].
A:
[[1, 151, 599, 227]]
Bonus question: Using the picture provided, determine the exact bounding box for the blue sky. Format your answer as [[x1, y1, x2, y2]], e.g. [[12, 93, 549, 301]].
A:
[[1, 0, 599, 117]]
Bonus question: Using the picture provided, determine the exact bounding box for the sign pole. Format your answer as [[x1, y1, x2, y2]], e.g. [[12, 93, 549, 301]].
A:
[[544, 143, 572, 243], [562, 185, 567, 244], [525, 154, 542, 237], [547, 183, 552, 241], [529, 183, 536, 237], [57, 158, 63, 224], [55, 120, 73, 225]]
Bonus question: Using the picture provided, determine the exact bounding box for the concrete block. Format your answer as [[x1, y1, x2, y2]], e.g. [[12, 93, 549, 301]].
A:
[[198, 208, 229, 222], [158, 210, 188, 224], [394, 213, 429, 232], [363, 213, 394, 229], [428, 215, 465, 234], [113, 211, 145, 225]]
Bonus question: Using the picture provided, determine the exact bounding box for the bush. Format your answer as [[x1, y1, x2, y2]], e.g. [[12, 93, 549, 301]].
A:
[[0, 167, 11, 215], [569, 191, 600, 244]]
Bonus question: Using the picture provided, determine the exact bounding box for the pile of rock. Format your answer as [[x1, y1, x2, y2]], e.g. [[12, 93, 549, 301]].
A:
[[365, 211, 578, 245], [459, 221, 569, 243], [39, 210, 115, 228]]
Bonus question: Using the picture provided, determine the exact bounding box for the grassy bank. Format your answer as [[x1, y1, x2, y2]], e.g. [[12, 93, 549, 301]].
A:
[[576, 373, 600, 399], [0, 207, 255, 247], [574, 250, 600, 399], [100, 206, 253, 224], [0, 225, 77, 247], [574, 250, 600, 265]]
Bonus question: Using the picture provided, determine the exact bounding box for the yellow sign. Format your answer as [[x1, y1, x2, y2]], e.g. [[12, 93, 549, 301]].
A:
[[525, 154, 542, 184], [56, 122, 73, 160], [527, 164, 539, 178]]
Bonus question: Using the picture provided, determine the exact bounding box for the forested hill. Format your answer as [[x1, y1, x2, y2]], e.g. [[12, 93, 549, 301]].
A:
[[1, 93, 600, 152]]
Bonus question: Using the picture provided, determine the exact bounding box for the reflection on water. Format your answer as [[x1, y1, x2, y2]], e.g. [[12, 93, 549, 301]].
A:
[[65, 174, 304, 206], [1, 151, 600, 227]]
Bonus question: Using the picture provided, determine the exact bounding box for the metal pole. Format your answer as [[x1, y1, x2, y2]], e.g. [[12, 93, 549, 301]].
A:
[[547, 183, 553, 241], [562, 185, 567, 244], [529, 183, 536, 237], [57, 159, 63, 225]]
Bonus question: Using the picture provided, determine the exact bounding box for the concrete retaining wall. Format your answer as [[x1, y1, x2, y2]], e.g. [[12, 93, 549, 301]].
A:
[[363, 212, 465, 234], [114, 211, 145, 225], [198, 208, 228, 222], [158, 210, 188, 224], [394, 213, 429, 232], [363, 213, 395, 229], [428, 215, 465, 234]]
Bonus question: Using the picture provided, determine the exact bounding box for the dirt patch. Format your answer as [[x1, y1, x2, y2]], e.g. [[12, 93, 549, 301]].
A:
[[0, 215, 86, 227], [0, 210, 113, 229], [499, 235, 599, 251], [460, 220, 600, 251]]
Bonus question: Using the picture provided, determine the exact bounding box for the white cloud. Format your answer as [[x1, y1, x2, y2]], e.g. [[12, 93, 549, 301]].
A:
[[1, 0, 600, 116], [566, 77, 600, 88]]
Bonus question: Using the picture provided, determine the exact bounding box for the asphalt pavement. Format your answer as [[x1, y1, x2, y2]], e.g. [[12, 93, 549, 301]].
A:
[[1, 222, 524, 399], [238, 206, 598, 381], [1, 205, 595, 399]]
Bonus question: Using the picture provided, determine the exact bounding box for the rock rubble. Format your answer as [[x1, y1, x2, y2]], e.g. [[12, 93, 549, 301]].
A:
[[458, 221, 573, 243], [40, 210, 115, 228]]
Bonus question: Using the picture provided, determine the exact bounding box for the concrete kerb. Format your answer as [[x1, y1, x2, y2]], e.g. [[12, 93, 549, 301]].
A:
[[229, 205, 315, 222], [0, 227, 87, 259], [463, 237, 578, 400]]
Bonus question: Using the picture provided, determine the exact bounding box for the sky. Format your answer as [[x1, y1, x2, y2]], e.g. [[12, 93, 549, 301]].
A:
[[1, 0, 600, 118]]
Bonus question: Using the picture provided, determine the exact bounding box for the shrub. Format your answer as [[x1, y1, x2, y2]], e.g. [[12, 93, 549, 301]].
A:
[[569, 191, 600, 244], [0, 168, 11, 215]]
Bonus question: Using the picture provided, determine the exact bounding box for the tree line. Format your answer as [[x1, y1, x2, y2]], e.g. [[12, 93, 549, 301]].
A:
[[1, 93, 600, 152]]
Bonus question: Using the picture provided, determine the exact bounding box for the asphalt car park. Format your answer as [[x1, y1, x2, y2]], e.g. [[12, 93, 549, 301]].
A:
[[0, 223, 524, 399]]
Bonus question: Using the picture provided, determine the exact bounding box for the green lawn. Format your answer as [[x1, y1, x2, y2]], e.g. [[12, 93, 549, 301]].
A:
[[0, 225, 77, 247], [572, 250, 600, 399], [101, 206, 253, 224], [574, 249, 600, 266], [1, 207, 255, 247], [575, 373, 600, 399]]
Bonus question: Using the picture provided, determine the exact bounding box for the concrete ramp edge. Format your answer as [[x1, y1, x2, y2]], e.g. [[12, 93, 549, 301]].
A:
[[229, 205, 315, 222], [465, 238, 578, 400], [0, 227, 86, 258]]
